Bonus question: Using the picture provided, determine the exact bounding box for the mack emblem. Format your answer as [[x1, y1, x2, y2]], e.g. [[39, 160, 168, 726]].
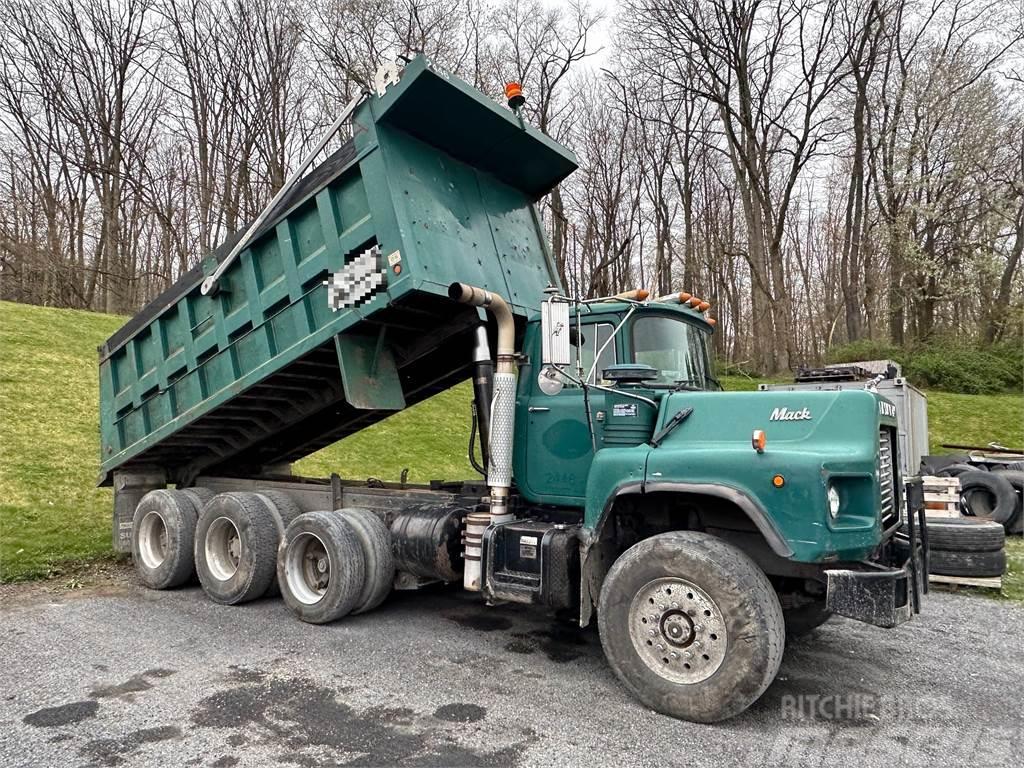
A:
[[878, 401, 897, 418], [769, 407, 812, 421]]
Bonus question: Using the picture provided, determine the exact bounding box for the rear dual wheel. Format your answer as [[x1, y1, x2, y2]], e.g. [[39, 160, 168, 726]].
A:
[[278, 508, 394, 624], [194, 492, 281, 604], [131, 489, 201, 589]]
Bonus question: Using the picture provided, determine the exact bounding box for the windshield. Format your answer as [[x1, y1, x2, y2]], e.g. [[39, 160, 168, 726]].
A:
[[631, 315, 714, 388]]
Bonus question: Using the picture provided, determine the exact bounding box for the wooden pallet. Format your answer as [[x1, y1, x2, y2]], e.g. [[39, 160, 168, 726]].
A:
[[928, 573, 1002, 590], [921, 475, 961, 518]]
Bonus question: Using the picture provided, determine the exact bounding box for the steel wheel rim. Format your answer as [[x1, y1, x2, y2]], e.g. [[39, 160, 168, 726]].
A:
[[628, 577, 728, 684], [138, 511, 168, 570], [285, 532, 330, 605], [205, 516, 241, 581]]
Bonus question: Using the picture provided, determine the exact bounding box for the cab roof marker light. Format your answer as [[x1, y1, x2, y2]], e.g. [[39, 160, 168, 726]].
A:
[[698, 301, 711, 312], [613, 288, 650, 301]]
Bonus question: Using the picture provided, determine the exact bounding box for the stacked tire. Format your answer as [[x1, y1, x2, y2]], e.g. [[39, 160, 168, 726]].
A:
[[958, 470, 1022, 535], [901, 517, 1006, 579], [989, 469, 1024, 536], [130, 489, 395, 621]]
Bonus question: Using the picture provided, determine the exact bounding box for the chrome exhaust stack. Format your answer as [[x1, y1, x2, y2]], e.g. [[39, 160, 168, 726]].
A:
[[449, 283, 517, 591]]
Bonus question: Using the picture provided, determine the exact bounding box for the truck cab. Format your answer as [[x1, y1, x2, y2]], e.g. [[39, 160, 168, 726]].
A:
[[516, 299, 715, 504], [475, 291, 928, 720]]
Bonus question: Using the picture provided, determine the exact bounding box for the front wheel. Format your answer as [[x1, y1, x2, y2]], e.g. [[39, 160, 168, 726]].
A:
[[597, 531, 785, 723]]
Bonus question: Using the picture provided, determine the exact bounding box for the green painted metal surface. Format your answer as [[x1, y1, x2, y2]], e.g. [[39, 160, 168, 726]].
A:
[[515, 302, 898, 564], [98, 55, 576, 485]]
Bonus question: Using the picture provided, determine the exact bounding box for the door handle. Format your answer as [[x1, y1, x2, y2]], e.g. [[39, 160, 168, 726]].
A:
[[528, 406, 551, 413]]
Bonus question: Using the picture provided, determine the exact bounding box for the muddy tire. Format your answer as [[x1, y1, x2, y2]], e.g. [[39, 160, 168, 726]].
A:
[[253, 490, 303, 597], [597, 531, 784, 723], [341, 508, 395, 614], [278, 511, 366, 624], [928, 548, 1006, 578], [194, 492, 279, 605], [256, 490, 302, 527], [180, 487, 214, 511], [131, 489, 200, 590]]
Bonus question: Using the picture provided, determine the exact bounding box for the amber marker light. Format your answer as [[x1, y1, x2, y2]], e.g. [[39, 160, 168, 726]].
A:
[[752, 429, 767, 453], [707, 317, 717, 326], [698, 301, 710, 311], [505, 82, 525, 109], [772, 474, 785, 488], [613, 288, 650, 301]]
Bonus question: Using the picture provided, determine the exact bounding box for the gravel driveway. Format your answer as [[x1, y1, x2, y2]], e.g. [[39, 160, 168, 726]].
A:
[[1, 571, 1021, 767]]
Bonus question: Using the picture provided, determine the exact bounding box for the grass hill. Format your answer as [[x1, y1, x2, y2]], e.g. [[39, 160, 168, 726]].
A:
[[1, 300, 1021, 590]]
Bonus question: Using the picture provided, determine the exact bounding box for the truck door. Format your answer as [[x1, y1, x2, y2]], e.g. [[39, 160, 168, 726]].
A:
[[519, 319, 618, 504]]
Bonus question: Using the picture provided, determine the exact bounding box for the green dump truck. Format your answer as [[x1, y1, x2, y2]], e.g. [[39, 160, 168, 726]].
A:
[[98, 55, 927, 723]]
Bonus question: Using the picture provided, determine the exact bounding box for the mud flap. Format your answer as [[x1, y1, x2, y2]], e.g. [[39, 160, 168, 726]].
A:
[[335, 330, 405, 410], [824, 565, 913, 628]]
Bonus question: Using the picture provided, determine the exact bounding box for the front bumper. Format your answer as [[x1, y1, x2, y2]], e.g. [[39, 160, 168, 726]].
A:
[[824, 479, 929, 628]]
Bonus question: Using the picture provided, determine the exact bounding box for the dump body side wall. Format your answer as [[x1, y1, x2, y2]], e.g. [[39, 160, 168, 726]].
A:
[[98, 57, 576, 486]]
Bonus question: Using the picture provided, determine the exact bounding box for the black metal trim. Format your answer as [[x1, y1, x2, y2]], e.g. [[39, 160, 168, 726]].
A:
[[587, 480, 793, 558], [643, 481, 795, 558]]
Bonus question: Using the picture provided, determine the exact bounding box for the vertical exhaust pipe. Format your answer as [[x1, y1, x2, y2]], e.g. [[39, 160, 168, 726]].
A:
[[449, 283, 517, 591], [471, 326, 493, 471]]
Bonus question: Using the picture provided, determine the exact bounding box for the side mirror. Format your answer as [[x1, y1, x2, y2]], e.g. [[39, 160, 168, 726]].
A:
[[541, 299, 571, 366], [537, 366, 564, 396]]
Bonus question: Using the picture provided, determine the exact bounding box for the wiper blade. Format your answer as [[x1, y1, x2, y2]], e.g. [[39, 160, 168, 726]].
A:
[[651, 407, 694, 447], [672, 379, 702, 392]]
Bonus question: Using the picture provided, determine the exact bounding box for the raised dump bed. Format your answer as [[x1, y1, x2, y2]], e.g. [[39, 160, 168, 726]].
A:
[[98, 56, 577, 486]]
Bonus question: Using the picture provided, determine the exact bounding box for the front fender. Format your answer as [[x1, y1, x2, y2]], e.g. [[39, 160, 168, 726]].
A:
[[577, 456, 793, 628]]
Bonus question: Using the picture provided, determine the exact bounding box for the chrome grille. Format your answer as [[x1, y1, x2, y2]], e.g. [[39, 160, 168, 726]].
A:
[[878, 427, 898, 525]]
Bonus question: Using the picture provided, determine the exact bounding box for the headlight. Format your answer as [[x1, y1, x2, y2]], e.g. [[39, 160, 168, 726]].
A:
[[828, 485, 841, 518]]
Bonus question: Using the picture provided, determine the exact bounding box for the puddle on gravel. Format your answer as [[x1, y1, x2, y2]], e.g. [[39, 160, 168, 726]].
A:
[[191, 673, 520, 766], [23, 700, 98, 728], [79, 724, 181, 767], [503, 626, 596, 663], [433, 703, 487, 723], [443, 612, 514, 632], [89, 668, 176, 699]]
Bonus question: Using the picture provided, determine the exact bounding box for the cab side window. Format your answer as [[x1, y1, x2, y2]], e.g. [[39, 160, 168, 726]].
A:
[[560, 322, 616, 387]]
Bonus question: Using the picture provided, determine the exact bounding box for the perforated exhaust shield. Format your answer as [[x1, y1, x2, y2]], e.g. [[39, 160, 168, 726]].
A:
[[487, 372, 516, 489]]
